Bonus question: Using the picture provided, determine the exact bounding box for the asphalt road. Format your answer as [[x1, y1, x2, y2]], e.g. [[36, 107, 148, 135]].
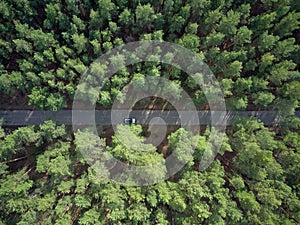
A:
[[1, 110, 299, 126]]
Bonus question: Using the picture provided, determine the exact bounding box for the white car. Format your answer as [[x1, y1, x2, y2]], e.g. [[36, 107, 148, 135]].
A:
[[124, 118, 136, 125]]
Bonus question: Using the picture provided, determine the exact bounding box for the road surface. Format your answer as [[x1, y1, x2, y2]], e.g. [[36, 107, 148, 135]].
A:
[[0, 110, 299, 126]]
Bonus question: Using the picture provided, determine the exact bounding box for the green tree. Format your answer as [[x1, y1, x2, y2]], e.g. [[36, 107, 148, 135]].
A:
[[134, 3, 157, 32], [274, 11, 300, 37], [72, 33, 87, 54], [253, 91, 275, 107]]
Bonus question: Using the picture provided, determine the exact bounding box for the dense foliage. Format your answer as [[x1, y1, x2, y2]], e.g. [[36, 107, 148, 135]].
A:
[[0, 0, 299, 224]]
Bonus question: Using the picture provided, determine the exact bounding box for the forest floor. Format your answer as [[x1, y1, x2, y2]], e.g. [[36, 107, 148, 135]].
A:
[[0, 92, 33, 110]]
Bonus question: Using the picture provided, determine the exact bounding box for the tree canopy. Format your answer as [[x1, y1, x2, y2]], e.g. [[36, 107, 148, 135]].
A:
[[0, 0, 299, 224]]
